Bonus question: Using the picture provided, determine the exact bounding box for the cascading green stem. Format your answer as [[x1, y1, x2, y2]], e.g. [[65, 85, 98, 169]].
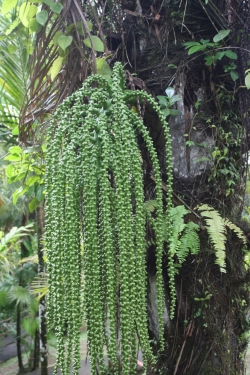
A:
[[45, 62, 173, 375]]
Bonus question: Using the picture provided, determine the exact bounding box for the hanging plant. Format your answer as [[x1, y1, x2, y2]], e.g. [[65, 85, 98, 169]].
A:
[[45, 62, 173, 375]]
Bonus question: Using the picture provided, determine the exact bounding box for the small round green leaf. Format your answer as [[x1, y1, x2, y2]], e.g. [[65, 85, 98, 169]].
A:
[[57, 35, 73, 51], [36, 10, 48, 26], [230, 70, 239, 81], [50, 2, 63, 14], [29, 18, 42, 33]]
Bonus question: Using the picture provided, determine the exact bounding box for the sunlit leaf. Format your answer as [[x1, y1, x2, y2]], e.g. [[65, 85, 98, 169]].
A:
[[1, 0, 18, 15], [20, 3, 37, 28], [51, 56, 64, 79], [9, 146, 22, 154]]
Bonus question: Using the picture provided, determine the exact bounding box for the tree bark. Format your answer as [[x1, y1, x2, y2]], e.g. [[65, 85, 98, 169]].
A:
[[16, 304, 24, 373]]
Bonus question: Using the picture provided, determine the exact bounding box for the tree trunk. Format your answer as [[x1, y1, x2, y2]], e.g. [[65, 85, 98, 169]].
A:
[[16, 304, 24, 374], [31, 328, 40, 371], [35, 205, 48, 375]]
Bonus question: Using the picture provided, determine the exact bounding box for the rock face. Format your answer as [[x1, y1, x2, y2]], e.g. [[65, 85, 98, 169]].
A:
[[169, 73, 214, 181]]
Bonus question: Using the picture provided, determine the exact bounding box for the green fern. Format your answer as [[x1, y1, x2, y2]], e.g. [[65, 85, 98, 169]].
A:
[[224, 218, 247, 245], [146, 202, 200, 318], [198, 204, 227, 272], [178, 222, 200, 263]]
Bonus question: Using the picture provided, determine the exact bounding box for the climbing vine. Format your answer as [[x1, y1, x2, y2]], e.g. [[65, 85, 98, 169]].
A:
[[45, 62, 173, 375]]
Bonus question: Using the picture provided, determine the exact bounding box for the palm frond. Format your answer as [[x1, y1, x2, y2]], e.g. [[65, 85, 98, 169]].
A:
[[7, 285, 31, 307]]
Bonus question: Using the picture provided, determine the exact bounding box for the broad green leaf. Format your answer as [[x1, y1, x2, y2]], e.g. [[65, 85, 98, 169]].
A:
[[29, 18, 42, 33], [215, 51, 225, 60], [1, 0, 17, 15], [83, 35, 104, 52], [13, 186, 29, 204], [19, 2, 31, 27], [23, 317, 39, 336], [4, 154, 21, 161], [20, 3, 37, 28], [9, 146, 22, 154], [96, 58, 112, 78], [162, 108, 170, 116], [165, 87, 175, 98], [75, 20, 85, 35], [200, 39, 210, 45], [12, 126, 19, 135], [36, 10, 48, 26], [66, 23, 75, 34], [36, 184, 45, 202], [42, 0, 53, 5], [205, 56, 214, 66], [245, 73, 250, 89], [183, 41, 201, 48], [224, 50, 237, 59], [156, 95, 167, 107], [6, 164, 15, 178], [52, 31, 63, 46], [51, 56, 64, 79], [188, 45, 206, 54], [27, 4, 37, 19], [230, 70, 239, 81], [57, 35, 73, 51], [50, 2, 63, 14], [28, 197, 40, 213], [169, 95, 181, 105], [213, 29, 230, 43], [26, 175, 40, 187], [169, 109, 180, 116]]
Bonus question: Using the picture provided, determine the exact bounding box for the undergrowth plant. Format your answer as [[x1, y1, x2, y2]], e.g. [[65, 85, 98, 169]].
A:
[[45, 62, 173, 375]]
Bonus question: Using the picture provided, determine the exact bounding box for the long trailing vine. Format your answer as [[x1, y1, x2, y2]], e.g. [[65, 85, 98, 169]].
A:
[[45, 62, 173, 375]]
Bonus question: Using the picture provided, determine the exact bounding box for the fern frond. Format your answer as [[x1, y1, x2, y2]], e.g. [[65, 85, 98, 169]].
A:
[[178, 222, 200, 263], [198, 204, 226, 273], [144, 199, 158, 213], [224, 219, 247, 245]]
